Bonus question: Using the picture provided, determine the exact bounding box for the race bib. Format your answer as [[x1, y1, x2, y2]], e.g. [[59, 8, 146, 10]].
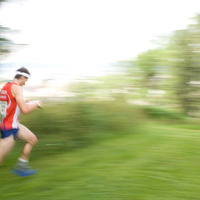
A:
[[0, 101, 7, 117]]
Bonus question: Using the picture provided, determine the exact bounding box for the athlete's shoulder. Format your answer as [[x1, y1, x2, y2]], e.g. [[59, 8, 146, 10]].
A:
[[11, 83, 22, 98], [2, 82, 16, 89]]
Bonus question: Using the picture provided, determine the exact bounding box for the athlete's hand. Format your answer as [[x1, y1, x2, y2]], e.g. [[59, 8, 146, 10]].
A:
[[34, 100, 43, 109]]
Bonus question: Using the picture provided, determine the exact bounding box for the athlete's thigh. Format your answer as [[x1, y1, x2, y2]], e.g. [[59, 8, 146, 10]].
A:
[[0, 135, 15, 155], [18, 124, 37, 143]]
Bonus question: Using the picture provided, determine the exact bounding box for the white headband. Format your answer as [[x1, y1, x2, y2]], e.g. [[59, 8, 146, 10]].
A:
[[16, 71, 30, 78]]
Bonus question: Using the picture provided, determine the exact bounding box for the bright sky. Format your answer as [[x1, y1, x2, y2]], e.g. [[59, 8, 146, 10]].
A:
[[0, 0, 200, 81]]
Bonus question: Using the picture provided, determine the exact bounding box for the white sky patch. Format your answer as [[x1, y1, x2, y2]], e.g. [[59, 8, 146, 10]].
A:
[[0, 0, 200, 79]]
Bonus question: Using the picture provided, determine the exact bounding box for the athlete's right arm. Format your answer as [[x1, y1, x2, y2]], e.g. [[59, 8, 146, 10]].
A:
[[12, 84, 39, 114]]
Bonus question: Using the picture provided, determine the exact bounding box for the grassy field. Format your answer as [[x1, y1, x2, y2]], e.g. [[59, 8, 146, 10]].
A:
[[0, 102, 200, 200]]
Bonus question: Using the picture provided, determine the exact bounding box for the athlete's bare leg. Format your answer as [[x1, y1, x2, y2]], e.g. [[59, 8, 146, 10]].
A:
[[0, 135, 16, 164], [17, 124, 38, 161]]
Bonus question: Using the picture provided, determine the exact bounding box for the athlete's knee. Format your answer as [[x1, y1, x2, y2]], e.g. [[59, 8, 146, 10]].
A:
[[32, 135, 38, 145], [29, 134, 38, 146]]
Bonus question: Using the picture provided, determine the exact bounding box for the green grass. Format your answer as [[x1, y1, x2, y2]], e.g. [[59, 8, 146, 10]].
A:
[[1, 102, 200, 199]]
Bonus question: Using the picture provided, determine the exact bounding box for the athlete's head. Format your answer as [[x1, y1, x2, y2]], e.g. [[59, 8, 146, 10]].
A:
[[14, 67, 30, 86], [15, 67, 30, 79]]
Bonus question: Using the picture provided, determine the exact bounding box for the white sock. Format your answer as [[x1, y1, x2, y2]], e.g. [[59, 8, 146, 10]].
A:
[[18, 157, 28, 163]]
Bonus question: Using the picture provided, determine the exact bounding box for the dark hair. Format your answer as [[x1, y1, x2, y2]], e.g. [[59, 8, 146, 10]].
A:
[[14, 67, 30, 79]]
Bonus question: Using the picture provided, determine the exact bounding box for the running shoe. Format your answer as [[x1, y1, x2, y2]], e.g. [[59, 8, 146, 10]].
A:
[[11, 167, 38, 177]]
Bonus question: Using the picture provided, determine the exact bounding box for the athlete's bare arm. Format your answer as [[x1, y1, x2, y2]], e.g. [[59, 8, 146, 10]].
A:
[[11, 84, 42, 114]]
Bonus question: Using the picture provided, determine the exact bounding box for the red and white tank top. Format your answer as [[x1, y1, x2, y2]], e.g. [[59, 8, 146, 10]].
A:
[[0, 82, 20, 130]]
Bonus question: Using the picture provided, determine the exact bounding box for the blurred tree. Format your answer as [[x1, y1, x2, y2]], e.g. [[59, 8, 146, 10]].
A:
[[168, 14, 200, 115], [0, 0, 17, 61], [136, 49, 168, 89], [0, 0, 7, 4], [0, 25, 14, 60], [121, 14, 200, 115], [123, 48, 169, 102]]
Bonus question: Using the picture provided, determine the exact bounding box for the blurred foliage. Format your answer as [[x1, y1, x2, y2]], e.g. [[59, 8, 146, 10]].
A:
[[167, 19, 200, 115], [0, 25, 14, 60], [0, 0, 20, 61], [0, 0, 6, 4], [17, 101, 196, 160], [133, 14, 200, 115], [20, 102, 140, 153], [141, 106, 186, 121]]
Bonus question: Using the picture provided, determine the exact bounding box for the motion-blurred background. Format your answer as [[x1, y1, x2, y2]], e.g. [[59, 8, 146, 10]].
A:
[[1, 0, 200, 200]]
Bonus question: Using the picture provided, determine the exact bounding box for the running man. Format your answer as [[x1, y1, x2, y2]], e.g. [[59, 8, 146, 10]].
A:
[[0, 67, 43, 176]]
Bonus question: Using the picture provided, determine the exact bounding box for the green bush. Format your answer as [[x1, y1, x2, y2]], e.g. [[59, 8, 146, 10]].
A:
[[20, 101, 138, 150], [141, 106, 186, 121]]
